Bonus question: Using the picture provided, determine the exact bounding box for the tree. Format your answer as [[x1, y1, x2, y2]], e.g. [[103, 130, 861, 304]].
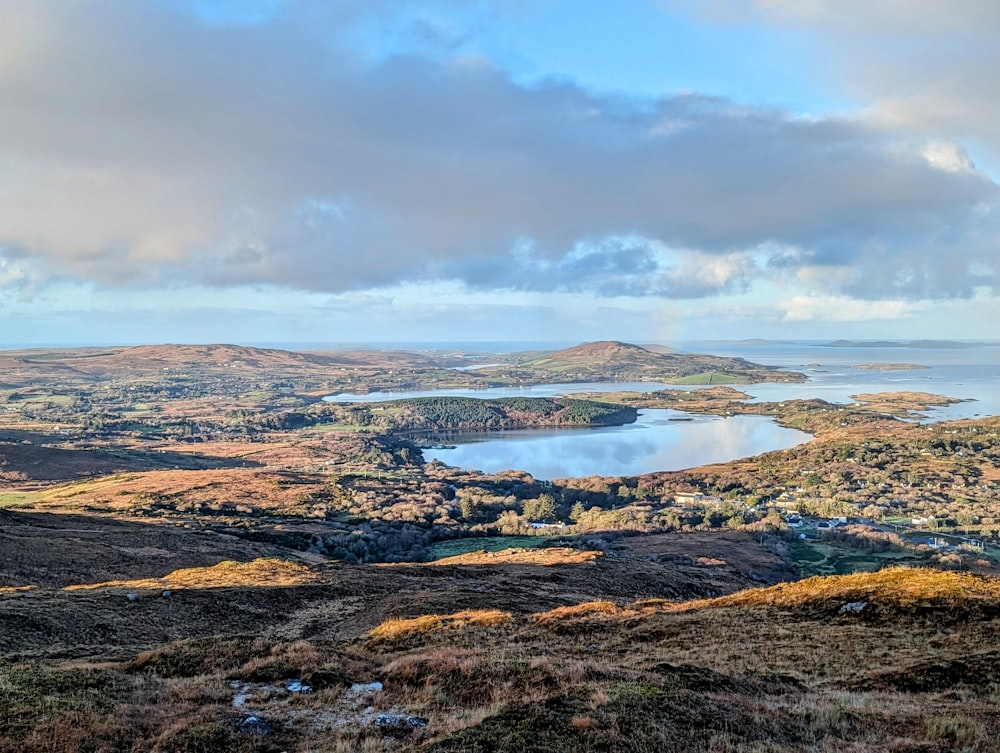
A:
[[459, 496, 480, 522], [495, 510, 524, 535], [956, 510, 975, 537], [524, 493, 557, 522]]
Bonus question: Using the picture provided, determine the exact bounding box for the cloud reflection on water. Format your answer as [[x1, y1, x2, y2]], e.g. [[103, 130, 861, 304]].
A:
[[423, 410, 809, 480]]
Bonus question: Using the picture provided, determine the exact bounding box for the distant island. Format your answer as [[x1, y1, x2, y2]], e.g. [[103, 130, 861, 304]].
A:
[[851, 363, 929, 371]]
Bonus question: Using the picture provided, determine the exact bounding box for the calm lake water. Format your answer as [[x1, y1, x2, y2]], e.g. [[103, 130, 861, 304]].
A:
[[325, 341, 999, 479], [325, 381, 676, 402], [422, 410, 810, 480]]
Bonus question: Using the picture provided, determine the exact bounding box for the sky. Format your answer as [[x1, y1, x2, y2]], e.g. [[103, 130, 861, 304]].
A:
[[1, 0, 999, 346]]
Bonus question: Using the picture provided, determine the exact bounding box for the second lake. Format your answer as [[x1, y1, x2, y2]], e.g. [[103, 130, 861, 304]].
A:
[[421, 409, 811, 480]]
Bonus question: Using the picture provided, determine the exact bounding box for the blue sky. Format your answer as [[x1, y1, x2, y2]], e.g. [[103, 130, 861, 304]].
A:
[[1, 0, 998, 346]]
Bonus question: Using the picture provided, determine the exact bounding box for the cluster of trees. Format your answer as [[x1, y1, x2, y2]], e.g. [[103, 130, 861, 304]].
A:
[[311, 396, 638, 433]]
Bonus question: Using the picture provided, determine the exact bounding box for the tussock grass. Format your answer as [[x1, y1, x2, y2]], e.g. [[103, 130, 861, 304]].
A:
[[923, 714, 987, 749], [379, 646, 590, 711], [0, 663, 135, 751], [9, 555, 1000, 750], [63, 557, 322, 592], [691, 566, 1000, 611], [532, 600, 637, 631], [534, 568, 1000, 633], [235, 639, 327, 682], [367, 610, 513, 645], [417, 547, 601, 567], [127, 635, 358, 688], [127, 635, 268, 677]]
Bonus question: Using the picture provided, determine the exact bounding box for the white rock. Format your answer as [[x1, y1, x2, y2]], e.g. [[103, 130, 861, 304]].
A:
[[349, 681, 383, 695]]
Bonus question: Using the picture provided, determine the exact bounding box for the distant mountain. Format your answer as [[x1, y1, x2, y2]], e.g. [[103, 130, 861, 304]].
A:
[[0, 341, 807, 396], [1, 343, 464, 376], [479, 340, 805, 384], [526, 340, 657, 365], [731, 338, 786, 346], [0, 344, 483, 401]]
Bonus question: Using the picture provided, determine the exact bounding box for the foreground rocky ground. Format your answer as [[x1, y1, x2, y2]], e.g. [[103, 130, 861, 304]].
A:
[[3, 531, 1000, 752]]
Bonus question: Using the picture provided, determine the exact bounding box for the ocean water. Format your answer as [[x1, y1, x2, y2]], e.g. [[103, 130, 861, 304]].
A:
[[677, 341, 1000, 421]]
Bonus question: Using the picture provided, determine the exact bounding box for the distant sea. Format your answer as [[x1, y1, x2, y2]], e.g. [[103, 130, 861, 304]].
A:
[[678, 340, 1000, 421], [318, 339, 1000, 422]]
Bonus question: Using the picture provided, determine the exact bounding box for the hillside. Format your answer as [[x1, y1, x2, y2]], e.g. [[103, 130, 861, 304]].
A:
[[3, 542, 999, 752], [478, 340, 805, 385], [0, 342, 803, 426], [0, 343, 467, 381]]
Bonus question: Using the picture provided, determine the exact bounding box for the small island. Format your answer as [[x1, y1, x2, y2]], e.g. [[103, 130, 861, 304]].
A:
[[848, 391, 964, 414], [851, 363, 929, 371]]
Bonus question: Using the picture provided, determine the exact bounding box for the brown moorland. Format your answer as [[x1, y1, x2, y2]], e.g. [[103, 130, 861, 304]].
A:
[[4, 557, 1000, 752], [1, 343, 999, 751]]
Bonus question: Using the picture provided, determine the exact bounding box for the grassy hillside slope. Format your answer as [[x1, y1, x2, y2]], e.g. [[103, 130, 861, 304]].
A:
[[3, 534, 1000, 752]]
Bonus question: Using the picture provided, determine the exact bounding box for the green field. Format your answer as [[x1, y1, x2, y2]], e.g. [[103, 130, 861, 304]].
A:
[[16, 394, 74, 405], [787, 539, 922, 577], [427, 535, 546, 560], [0, 492, 44, 509]]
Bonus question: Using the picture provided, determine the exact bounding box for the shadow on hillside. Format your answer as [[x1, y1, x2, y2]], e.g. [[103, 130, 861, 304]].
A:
[[0, 509, 275, 589], [0, 440, 262, 482]]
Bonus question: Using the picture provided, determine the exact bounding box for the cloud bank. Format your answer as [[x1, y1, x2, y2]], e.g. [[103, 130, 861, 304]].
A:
[[0, 0, 997, 305]]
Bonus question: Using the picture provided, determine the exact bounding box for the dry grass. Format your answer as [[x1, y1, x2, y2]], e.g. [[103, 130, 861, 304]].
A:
[[693, 566, 1000, 611], [414, 546, 601, 567], [367, 609, 513, 644], [532, 600, 639, 631], [63, 557, 323, 592], [533, 567, 1000, 634], [7, 540, 1000, 751], [0, 585, 36, 596]]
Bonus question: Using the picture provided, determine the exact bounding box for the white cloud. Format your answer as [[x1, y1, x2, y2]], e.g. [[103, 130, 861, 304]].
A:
[[921, 142, 975, 174], [674, 1, 1000, 33], [780, 295, 919, 322], [794, 264, 861, 292], [0, 0, 997, 310]]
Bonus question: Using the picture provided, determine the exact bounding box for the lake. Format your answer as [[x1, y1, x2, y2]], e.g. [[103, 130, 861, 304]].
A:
[[324, 341, 999, 478], [325, 381, 676, 402], [421, 409, 810, 480]]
